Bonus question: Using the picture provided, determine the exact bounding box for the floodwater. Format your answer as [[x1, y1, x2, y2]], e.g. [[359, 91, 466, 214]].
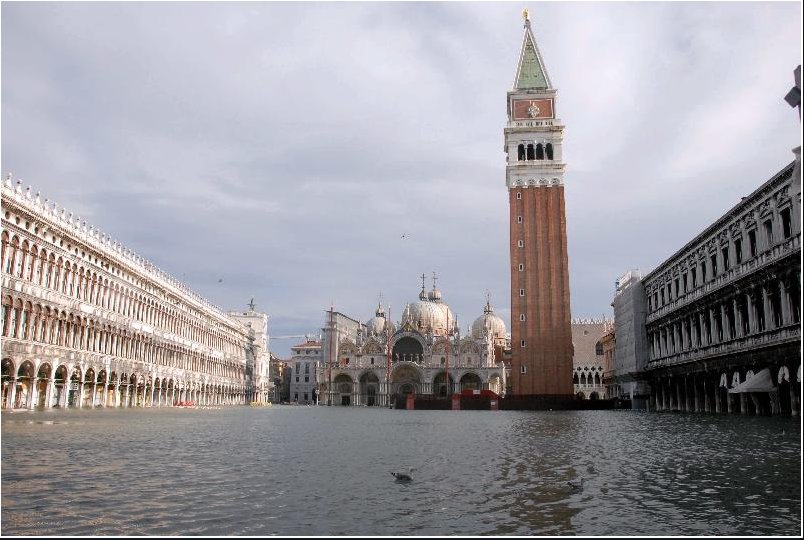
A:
[[1, 407, 800, 536]]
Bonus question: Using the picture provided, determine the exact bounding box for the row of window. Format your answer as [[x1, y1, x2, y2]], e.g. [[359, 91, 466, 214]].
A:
[[1, 298, 244, 380], [649, 278, 800, 359], [1, 232, 243, 355], [648, 206, 793, 312]]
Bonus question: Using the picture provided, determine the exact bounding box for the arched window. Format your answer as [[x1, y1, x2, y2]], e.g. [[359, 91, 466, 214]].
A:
[[15, 240, 27, 278], [535, 143, 545, 160], [53, 258, 63, 292], [526, 144, 535, 160], [595, 341, 603, 356], [24, 243, 35, 281], [19, 303, 29, 340], [546, 143, 554, 160], [0, 232, 10, 274], [9, 303, 20, 338], [1, 299, 10, 337], [34, 249, 44, 285], [517, 144, 525, 161]]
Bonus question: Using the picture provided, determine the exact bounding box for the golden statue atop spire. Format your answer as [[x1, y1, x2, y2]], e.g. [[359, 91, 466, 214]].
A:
[[522, 8, 530, 21]]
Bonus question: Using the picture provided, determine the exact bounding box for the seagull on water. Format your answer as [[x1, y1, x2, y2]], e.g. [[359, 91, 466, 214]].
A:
[[567, 477, 585, 490], [391, 467, 414, 482]]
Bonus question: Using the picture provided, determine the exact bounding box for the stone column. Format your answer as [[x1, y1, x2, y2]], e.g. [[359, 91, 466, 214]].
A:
[[714, 379, 721, 413], [746, 292, 756, 334], [709, 309, 718, 344], [779, 279, 791, 325], [46, 377, 55, 409], [703, 379, 711, 413], [791, 382, 799, 417], [693, 376, 701, 412], [740, 393, 748, 415], [770, 389, 781, 415], [665, 380, 671, 410], [28, 380, 38, 410], [750, 393, 762, 415], [665, 379, 672, 410], [680, 321, 688, 352], [91, 383, 98, 408], [698, 312, 706, 345], [123, 385, 130, 408], [733, 298, 743, 338], [149, 384, 155, 407], [685, 377, 691, 412], [61, 382, 70, 408], [6, 378, 17, 410], [77, 382, 84, 409], [651, 383, 658, 411], [720, 303, 730, 341], [676, 379, 682, 412], [102, 381, 109, 407], [762, 285, 772, 330]]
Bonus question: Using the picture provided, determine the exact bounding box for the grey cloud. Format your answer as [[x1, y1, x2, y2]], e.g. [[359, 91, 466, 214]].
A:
[[2, 2, 800, 356]]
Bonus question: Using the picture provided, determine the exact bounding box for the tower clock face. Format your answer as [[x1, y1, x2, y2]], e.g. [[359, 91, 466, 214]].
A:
[[512, 98, 554, 120]]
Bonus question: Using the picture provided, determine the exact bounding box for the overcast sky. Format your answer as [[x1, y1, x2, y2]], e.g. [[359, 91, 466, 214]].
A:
[[2, 2, 801, 356]]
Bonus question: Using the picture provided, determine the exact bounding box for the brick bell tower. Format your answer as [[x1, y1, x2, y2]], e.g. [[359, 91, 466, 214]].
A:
[[505, 10, 573, 398]]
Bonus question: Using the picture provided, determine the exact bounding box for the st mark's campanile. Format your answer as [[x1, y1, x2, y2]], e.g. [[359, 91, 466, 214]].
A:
[[505, 11, 573, 397]]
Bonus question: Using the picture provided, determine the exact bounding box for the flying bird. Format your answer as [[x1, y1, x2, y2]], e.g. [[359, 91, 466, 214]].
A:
[[401, 233, 408, 239]]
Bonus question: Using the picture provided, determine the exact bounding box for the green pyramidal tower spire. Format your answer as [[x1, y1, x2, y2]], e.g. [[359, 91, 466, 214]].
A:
[[514, 10, 552, 90]]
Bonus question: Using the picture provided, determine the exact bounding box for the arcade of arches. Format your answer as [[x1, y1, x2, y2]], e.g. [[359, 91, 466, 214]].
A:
[[1, 178, 253, 409]]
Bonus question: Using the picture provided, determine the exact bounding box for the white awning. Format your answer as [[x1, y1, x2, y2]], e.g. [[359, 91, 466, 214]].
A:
[[728, 368, 774, 394]]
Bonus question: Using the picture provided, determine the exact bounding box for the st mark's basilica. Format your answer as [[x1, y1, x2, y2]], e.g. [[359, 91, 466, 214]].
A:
[[317, 277, 509, 407]]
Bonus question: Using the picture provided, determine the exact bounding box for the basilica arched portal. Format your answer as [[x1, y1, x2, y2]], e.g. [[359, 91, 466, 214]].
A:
[[392, 364, 422, 397], [459, 372, 483, 392], [359, 371, 380, 406], [433, 371, 455, 397], [333, 373, 354, 406]]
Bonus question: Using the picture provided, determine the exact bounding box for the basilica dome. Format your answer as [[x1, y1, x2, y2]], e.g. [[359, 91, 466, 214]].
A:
[[471, 300, 507, 340], [366, 305, 394, 335], [402, 286, 456, 336]]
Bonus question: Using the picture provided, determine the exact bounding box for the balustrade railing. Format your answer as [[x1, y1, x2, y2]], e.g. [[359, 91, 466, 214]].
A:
[[647, 323, 800, 370], [647, 235, 800, 324]]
